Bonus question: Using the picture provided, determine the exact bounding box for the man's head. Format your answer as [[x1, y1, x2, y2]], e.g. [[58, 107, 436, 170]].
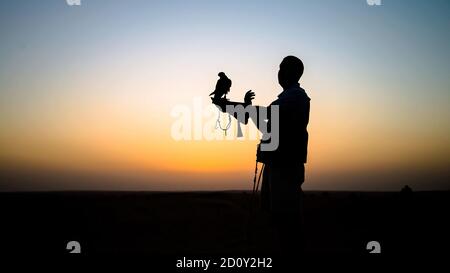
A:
[[278, 55, 304, 89]]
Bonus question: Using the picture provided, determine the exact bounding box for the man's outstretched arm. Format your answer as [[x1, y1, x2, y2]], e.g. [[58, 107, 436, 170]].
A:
[[211, 90, 271, 130]]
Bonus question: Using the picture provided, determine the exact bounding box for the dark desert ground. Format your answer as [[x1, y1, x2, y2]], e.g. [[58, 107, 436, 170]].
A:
[[0, 189, 448, 261]]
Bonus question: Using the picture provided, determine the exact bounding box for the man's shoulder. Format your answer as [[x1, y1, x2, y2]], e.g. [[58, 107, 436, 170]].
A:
[[274, 90, 310, 106], [298, 87, 311, 101]]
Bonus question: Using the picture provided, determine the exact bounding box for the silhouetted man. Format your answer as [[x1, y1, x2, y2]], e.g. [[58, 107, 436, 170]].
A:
[[212, 55, 310, 255]]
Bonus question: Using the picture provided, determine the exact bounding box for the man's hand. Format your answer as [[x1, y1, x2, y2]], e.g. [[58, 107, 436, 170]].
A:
[[244, 90, 255, 105]]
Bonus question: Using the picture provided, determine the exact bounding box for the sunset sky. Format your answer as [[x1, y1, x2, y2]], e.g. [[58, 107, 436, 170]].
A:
[[1, 0, 449, 191]]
